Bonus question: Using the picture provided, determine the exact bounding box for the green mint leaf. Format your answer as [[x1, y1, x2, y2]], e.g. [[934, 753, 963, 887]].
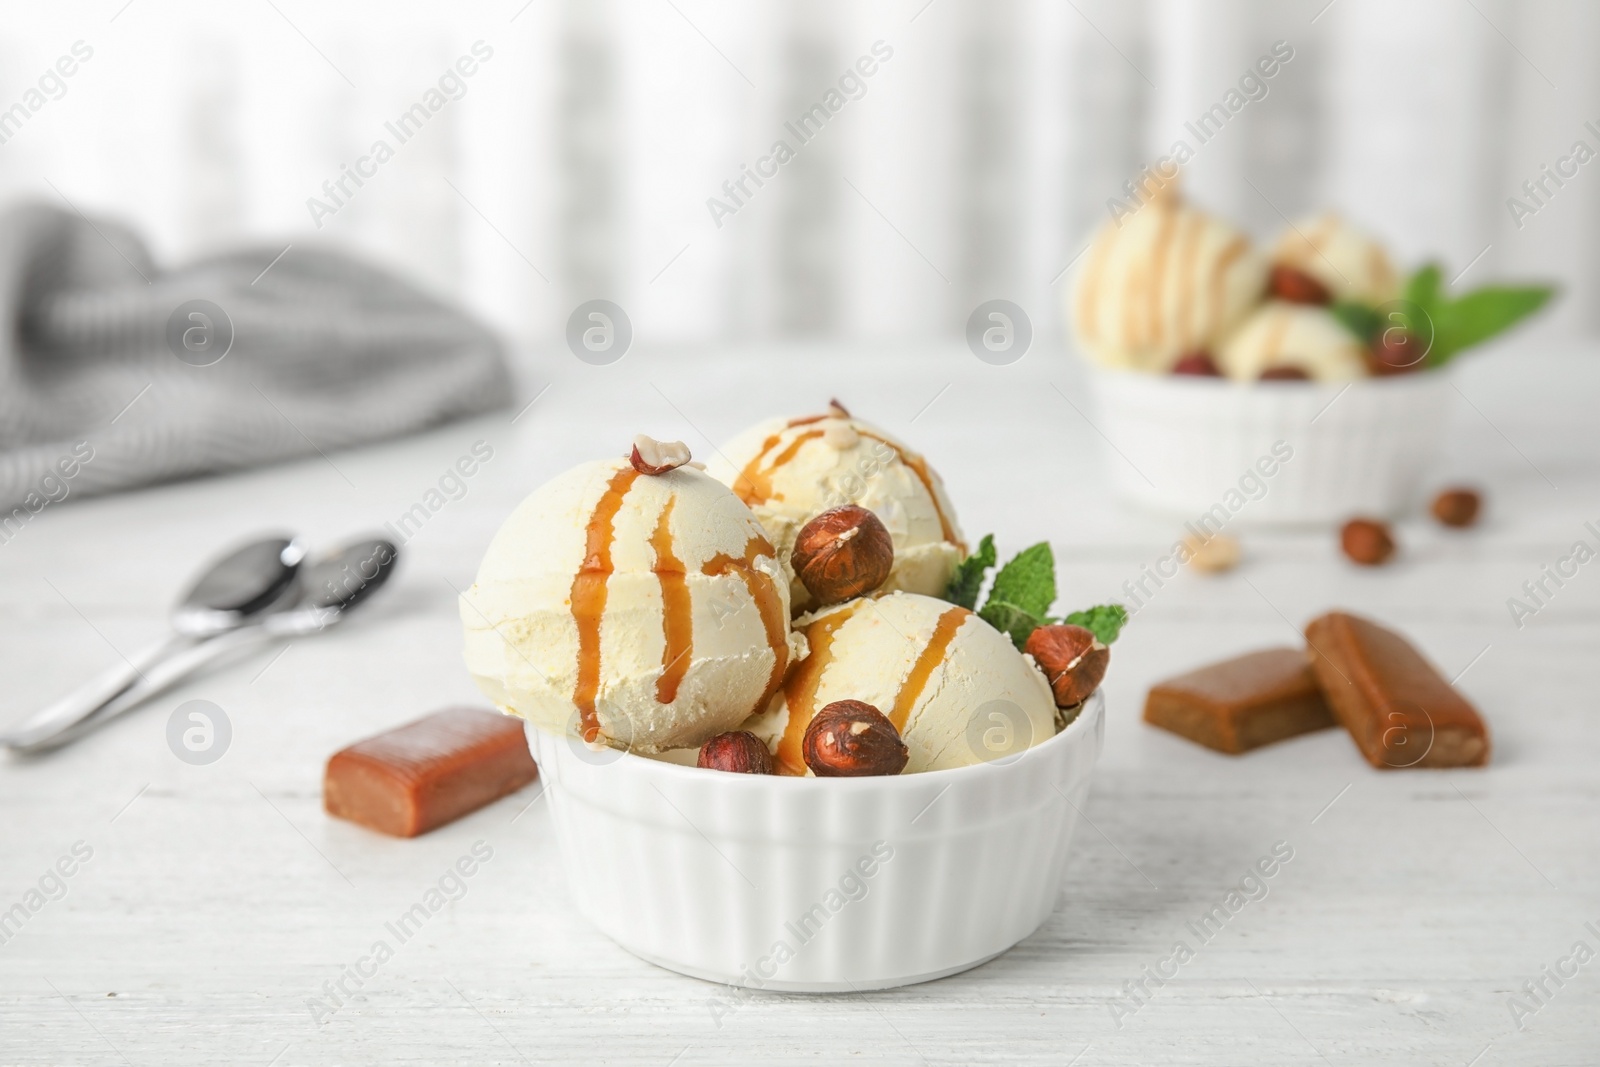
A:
[[1062, 604, 1128, 645], [944, 533, 997, 609], [1405, 263, 1443, 312], [979, 598, 1043, 651], [1329, 300, 1381, 343], [988, 542, 1056, 620], [1428, 285, 1554, 366]]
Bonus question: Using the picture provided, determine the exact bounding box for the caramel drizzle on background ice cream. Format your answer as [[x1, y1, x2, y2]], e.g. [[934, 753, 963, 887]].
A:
[[571, 466, 641, 741], [1174, 211, 1204, 347], [731, 428, 825, 505], [1207, 236, 1248, 339], [1077, 219, 1119, 344], [1144, 206, 1179, 349], [889, 606, 970, 732], [701, 533, 788, 718], [855, 431, 965, 554], [650, 497, 693, 706], [775, 602, 862, 775]]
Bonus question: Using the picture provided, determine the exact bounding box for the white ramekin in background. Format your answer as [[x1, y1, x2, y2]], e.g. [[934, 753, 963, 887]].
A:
[[1085, 366, 1454, 524], [526, 691, 1105, 993]]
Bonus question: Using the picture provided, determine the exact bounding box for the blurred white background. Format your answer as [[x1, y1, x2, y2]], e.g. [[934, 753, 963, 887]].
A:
[[1, 0, 1594, 349]]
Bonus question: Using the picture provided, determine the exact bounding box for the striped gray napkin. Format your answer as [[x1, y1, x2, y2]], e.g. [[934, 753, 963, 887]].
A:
[[0, 202, 511, 514]]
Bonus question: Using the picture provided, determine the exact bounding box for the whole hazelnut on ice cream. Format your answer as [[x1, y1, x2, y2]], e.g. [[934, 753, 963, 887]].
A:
[[802, 700, 909, 777], [697, 731, 774, 774], [1024, 624, 1110, 708], [790, 505, 894, 606]]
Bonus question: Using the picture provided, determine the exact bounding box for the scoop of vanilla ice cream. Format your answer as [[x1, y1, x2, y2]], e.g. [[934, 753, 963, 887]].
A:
[[1069, 191, 1268, 373], [461, 457, 806, 753], [741, 592, 1058, 774], [1216, 302, 1370, 381], [1272, 213, 1399, 305], [705, 413, 965, 612]]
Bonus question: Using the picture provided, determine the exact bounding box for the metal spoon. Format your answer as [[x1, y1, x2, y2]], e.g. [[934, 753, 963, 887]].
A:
[[0, 535, 307, 751], [8, 537, 399, 753]]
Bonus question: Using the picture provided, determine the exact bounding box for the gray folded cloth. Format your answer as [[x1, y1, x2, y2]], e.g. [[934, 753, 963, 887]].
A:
[[0, 202, 511, 511]]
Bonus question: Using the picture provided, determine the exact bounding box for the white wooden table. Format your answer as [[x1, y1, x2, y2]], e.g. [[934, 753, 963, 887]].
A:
[[2, 342, 1596, 1066]]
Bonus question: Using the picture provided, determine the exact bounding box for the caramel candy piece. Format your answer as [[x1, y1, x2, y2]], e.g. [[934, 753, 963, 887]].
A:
[[1305, 612, 1490, 769], [324, 708, 538, 837], [1144, 648, 1335, 754]]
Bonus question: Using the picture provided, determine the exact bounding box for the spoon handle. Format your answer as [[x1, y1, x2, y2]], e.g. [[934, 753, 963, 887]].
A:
[[7, 614, 333, 753], [0, 634, 191, 750], [6, 626, 276, 753]]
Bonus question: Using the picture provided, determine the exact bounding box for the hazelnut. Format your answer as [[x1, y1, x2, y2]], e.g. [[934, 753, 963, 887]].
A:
[[1367, 330, 1425, 375], [1431, 487, 1481, 528], [1025, 624, 1110, 708], [1340, 518, 1396, 565], [630, 435, 692, 475], [697, 731, 774, 774], [790, 505, 894, 605], [1259, 365, 1311, 381], [802, 700, 908, 777], [1171, 351, 1223, 377], [1267, 264, 1332, 305], [1182, 533, 1240, 574]]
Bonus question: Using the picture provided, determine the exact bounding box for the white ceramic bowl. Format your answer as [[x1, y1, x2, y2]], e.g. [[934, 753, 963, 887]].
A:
[[526, 690, 1105, 994], [1085, 366, 1454, 524]]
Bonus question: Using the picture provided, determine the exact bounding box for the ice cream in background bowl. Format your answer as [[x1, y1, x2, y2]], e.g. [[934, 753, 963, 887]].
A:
[[1216, 301, 1370, 382], [1069, 180, 1267, 374], [1269, 212, 1398, 306], [460, 448, 803, 753], [1065, 178, 1554, 522], [704, 403, 965, 612]]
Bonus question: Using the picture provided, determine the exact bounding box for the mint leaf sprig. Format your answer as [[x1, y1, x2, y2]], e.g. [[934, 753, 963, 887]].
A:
[[1332, 264, 1554, 369], [942, 535, 1126, 650], [1062, 604, 1128, 645]]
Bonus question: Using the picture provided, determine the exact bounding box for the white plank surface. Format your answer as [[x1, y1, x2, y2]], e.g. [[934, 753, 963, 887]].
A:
[[1, 343, 1597, 1066]]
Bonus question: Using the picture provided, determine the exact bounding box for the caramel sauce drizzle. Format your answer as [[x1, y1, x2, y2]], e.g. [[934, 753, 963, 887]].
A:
[[1207, 235, 1248, 339], [1261, 304, 1295, 363], [1368, 242, 1391, 294], [889, 606, 970, 732], [731, 428, 825, 506], [775, 603, 861, 775], [1174, 211, 1203, 347], [701, 533, 787, 719], [1121, 240, 1144, 350], [856, 430, 964, 553], [1078, 221, 1119, 343], [571, 467, 641, 741], [1146, 206, 1179, 348], [651, 497, 693, 706]]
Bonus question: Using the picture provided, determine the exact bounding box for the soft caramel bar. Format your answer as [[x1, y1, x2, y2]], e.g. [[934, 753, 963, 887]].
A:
[[1304, 611, 1489, 769], [324, 707, 538, 837], [1143, 647, 1336, 754]]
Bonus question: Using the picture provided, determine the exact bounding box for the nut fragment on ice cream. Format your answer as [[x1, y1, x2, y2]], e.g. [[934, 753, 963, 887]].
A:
[[1216, 302, 1369, 382], [1069, 188, 1268, 373], [460, 457, 806, 753], [741, 592, 1058, 774], [705, 414, 965, 612], [1271, 213, 1399, 306]]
